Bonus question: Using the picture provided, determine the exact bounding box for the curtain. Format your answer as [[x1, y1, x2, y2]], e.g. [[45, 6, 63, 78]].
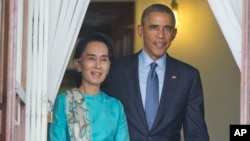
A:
[[25, 0, 90, 141], [25, 0, 49, 140], [48, 0, 90, 109], [207, 0, 242, 71]]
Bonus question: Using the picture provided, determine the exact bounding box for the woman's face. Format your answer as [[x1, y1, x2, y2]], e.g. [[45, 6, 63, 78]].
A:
[[75, 41, 110, 87]]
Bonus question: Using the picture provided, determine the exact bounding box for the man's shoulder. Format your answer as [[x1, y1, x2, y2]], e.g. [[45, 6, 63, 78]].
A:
[[168, 55, 199, 72]]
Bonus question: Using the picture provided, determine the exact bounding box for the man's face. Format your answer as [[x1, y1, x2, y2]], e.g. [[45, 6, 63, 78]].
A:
[[138, 12, 177, 61]]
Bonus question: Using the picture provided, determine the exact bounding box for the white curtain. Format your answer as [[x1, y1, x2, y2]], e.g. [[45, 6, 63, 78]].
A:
[[48, 0, 90, 109], [207, 0, 242, 71], [25, 0, 49, 141], [25, 0, 90, 141]]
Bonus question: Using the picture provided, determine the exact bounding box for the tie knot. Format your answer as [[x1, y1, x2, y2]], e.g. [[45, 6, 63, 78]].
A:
[[151, 62, 157, 70]]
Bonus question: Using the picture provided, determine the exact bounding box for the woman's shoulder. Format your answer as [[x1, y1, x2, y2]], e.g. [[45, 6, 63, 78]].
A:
[[56, 88, 80, 100], [53, 92, 67, 105], [56, 92, 67, 99], [55, 90, 78, 104], [100, 92, 125, 115], [100, 91, 123, 106]]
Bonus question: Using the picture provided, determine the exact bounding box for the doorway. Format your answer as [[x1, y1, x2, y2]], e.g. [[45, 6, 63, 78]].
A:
[[59, 1, 135, 92]]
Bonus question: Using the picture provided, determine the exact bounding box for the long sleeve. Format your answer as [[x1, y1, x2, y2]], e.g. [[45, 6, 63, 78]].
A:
[[49, 94, 70, 141], [114, 101, 130, 141], [183, 71, 209, 141]]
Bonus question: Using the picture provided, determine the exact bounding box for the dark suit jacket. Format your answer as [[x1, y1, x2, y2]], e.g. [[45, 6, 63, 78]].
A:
[[102, 52, 209, 141]]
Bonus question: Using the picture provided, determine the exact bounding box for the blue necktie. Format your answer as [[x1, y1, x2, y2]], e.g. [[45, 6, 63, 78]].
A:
[[145, 62, 159, 129]]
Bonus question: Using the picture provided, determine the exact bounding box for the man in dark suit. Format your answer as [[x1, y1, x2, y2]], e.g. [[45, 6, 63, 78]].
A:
[[102, 3, 209, 141]]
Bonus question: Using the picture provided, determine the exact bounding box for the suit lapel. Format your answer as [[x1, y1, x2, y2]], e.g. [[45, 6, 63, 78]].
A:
[[153, 55, 179, 129], [122, 54, 149, 129]]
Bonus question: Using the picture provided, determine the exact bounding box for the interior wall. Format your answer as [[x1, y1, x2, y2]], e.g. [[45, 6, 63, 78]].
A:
[[134, 0, 240, 141]]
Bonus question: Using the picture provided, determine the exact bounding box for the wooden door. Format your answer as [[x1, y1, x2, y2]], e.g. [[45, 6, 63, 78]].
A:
[[0, 0, 27, 140]]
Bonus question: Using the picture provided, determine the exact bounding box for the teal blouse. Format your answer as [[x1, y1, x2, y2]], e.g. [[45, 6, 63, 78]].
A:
[[49, 91, 129, 141]]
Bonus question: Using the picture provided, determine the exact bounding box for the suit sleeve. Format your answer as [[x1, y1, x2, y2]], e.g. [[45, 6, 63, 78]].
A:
[[49, 94, 70, 141], [183, 71, 210, 141]]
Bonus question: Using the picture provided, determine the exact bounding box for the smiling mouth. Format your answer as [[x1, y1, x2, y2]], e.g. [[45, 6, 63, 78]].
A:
[[154, 42, 166, 48], [91, 71, 102, 78]]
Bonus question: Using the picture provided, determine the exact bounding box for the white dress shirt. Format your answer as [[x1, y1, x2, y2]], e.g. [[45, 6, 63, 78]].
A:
[[138, 49, 166, 108]]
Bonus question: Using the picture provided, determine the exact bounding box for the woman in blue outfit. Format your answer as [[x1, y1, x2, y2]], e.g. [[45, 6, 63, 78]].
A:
[[49, 33, 129, 141]]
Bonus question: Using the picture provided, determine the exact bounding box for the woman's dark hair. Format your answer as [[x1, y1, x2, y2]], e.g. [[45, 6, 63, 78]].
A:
[[73, 33, 115, 87], [73, 33, 115, 61]]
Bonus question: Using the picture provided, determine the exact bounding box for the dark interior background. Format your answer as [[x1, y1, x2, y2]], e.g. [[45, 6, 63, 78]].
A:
[[59, 1, 135, 92]]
